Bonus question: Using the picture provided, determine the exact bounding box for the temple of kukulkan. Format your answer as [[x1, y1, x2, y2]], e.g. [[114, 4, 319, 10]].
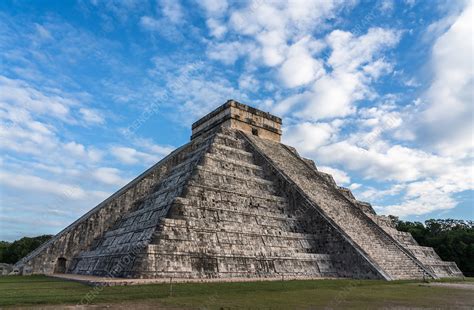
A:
[[15, 100, 462, 281]]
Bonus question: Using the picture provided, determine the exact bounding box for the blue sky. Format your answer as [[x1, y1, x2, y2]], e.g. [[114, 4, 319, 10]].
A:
[[0, 0, 472, 241]]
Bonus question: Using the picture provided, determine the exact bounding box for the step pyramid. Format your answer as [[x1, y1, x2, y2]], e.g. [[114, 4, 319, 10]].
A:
[[14, 100, 462, 280]]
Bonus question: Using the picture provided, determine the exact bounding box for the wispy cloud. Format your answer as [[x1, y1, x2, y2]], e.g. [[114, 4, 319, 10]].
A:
[[0, 0, 472, 241]]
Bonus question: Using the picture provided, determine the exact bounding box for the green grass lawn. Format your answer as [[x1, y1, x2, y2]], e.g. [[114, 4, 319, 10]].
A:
[[0, 276, 473, 309]]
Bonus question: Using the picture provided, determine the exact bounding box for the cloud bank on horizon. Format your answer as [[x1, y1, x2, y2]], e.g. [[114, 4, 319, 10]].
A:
[[0, 0, 472, 241]]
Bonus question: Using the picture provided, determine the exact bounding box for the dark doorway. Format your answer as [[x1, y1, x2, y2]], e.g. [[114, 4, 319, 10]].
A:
[[55, 257, 67, 273], [251, 128, 258, 136]]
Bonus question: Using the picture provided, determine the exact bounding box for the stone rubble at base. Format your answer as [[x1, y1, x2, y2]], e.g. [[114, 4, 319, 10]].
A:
[[13, 100, 463, 281]]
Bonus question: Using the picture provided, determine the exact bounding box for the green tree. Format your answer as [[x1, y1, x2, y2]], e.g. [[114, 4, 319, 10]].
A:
[[396, 218, 474, 276], [0, 235, 52, 264], [0, 241, 11, 263]]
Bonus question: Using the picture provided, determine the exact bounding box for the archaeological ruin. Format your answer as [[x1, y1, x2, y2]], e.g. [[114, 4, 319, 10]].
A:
[[14, 100, 463, 281]]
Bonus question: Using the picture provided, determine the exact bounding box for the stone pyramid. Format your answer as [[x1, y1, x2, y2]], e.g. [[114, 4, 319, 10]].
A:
[[15, 100, 462, 281]]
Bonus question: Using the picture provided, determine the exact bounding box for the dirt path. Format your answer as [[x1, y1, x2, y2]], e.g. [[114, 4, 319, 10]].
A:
[[422, 282, 474, 290]]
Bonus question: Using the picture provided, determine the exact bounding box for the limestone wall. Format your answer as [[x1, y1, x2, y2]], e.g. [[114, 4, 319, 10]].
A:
[[191, 100, 282, 142], [14, 139, 199, 275]]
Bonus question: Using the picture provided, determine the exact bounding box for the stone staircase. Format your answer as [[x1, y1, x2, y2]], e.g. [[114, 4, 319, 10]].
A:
[[144, 129, 340, 279], [242, 132, 434, 280], [368, 214, 463, 278], [68, 132, 216, 277]]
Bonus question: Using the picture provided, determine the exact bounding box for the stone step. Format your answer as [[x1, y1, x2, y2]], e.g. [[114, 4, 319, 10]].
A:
[[192, 166, 275, 192], [158, 217, 323, 241], [102, 216, 162, 238], [151, 170, 193, 194], [354, 201, 376, 215], [134, 185, 184, 213], [149, 240, 329, 258], [164, 145, 208, 175], [177, 197, 290, 221], [120, 197, 174, 220], [209, 143, 255, 163], [182, 216, 296, 232], [202, 153, 267, 179], [175, 199, 293, 220], [190, 168, 278, 196], [213, 132, 248, 150], [184, 181, 286, 205]]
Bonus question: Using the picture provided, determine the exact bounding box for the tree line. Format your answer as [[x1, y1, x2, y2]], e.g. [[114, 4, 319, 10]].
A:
[[395, 218, 474, 277], [0, 235, 52, 265]]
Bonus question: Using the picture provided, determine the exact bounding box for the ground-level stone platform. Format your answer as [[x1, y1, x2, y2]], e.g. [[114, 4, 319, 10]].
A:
[[50, 273, 337, 287]]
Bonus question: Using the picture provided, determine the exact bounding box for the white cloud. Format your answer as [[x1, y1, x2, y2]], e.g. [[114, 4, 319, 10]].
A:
[[255, 30, 287, 67], [344, 1, 474, 218], [111, 146, 143, 164], [202, 1, 398, 126], [201, 1, 401, 127], [79, 108, 105, 125], [363, 59, 393, 79], [139, 15, 184, 41], [273, 28, 400, 120], [207, 0, 351, 71], [92, 167, 129, 187], [138, 0, 186, 41], [0, 171, 87, 200], [386, 182, 464, 217], [278, 38, 325, 88], [0, 75, 74, 122], [349, 183, 361, 190], [228, 0, 349, 38], [327, 27, 399, 73], [64, 141, 103, 162], [358, 184, 405, 201], [0, 121, 58, 157], [206, 18, 227, 38], [319, 166, 351, 185], [150, 59, 249, 121], [283, 121, 340, 153], [415, 1, 473, 156], [110, 145, 168, 165], [35, 23, 53, 40], [238, 74, 259, 92], [160, 0, 183, 24], [199, 0, 228, 38], [207, 41, 254, 65], [88, 0, 145, 23], [317, 141, 453, 182], [299, 72, 363, 119], [139, 16, 162, 31], [378, 0, 394, 13], [199, 0, 228, 16], [312, 133, 473, 217], [143, 142, 174, 156]]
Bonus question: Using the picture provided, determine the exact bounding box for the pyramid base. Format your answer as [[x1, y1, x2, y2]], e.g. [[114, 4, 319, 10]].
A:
[[50, 273, 341, 286]]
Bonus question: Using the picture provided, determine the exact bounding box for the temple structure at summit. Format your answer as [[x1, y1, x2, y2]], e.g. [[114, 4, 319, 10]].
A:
[[15, 100, 462, 281]]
